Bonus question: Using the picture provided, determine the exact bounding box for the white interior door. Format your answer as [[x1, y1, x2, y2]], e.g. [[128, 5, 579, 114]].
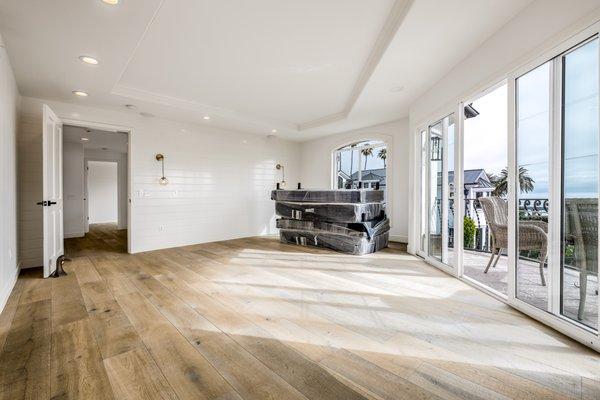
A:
[[42, 104, 64, 278]]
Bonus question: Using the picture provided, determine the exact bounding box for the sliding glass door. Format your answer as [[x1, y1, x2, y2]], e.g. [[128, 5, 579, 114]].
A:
[[421, 114, 455, 268], [560, 37, 599, 330], [417, 29, 600, 348], [515, 62, 551, 311], [511, 34, 599, 335]]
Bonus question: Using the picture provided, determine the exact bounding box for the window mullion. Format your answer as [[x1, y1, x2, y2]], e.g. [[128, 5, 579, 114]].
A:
[[549, 57, 563, 315]]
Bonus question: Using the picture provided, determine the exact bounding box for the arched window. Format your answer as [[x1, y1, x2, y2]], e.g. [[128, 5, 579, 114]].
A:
[[333, 140, 387, 192]]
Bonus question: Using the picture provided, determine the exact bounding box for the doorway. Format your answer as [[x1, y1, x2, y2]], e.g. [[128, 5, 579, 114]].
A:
[[62, 123, 129, 255], [87, 161, 118, 225]]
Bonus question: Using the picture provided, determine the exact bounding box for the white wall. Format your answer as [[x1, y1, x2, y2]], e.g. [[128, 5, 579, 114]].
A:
[[410, 0, 600, 126], [300, 119, 410, 242], [63, 141, 85, 238], [85, 148, 128, 230], [18, 96, 301, 257], [88, 161, 118, 224], [0, 35, 20, 312], [407, 0, 600, 253]]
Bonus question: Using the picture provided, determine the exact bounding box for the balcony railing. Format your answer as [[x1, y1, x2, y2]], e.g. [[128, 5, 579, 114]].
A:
[[436, 197, 549, 253]]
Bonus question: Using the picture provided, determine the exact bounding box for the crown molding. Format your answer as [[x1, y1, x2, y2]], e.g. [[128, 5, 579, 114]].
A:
[[113, 0, 413, 133], [111, 84, 298, 131], [298, 0, 413, 131]]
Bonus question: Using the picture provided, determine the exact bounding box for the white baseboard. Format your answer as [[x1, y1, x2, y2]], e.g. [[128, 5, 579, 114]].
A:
[[389, 234, 408, 243], [64, 231, 84, 239], [0, 266, 19, 314]]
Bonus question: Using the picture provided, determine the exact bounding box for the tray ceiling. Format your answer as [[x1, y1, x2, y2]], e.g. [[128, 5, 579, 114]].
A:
[[0, 0, 533, 140]]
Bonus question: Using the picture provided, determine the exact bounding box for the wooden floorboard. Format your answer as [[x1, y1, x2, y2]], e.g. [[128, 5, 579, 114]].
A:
[[0, 222, 597, 399]]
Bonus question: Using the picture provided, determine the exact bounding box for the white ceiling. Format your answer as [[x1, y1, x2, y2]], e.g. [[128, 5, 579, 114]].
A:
[[63, 125, 128, 153], [0, 0, 533, 141]]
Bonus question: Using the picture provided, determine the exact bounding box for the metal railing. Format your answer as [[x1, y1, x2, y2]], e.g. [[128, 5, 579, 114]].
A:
[[435, 197, 549, 253]]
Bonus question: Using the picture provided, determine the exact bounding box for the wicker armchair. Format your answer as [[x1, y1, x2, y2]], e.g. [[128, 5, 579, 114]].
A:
[[478, 197, 548, 286], [564, 198, 598, 321]]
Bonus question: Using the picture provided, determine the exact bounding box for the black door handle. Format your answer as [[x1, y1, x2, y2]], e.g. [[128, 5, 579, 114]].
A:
[[36, 201, 57, 206]]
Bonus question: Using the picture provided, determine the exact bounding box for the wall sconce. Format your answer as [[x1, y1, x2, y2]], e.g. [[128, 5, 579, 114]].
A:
[[275, 163, 286, 188], [156, 153, 169, 186]]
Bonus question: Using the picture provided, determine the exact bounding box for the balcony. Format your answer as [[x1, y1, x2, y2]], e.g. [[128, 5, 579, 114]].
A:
[[444, 198, 598, 328]]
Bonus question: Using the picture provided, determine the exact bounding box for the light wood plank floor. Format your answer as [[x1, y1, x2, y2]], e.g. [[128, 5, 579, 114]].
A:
[[0, 223, 599, 399]]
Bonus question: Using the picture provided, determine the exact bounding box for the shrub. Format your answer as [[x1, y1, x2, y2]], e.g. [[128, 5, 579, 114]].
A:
[[464, 216, 477, 249]]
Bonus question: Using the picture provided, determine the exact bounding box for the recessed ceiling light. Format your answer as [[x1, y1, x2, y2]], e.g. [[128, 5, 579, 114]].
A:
[[139, 112, 154, 118], [271, 129, 277, 133], [390, 86, 405, 93], [102, 0, 119, 5], [79, 56, 99, 65], [72, 90, 88, 97], [124, 104, 137, 110], [203, 116, 211, 120], [81, 137, 89, 142]]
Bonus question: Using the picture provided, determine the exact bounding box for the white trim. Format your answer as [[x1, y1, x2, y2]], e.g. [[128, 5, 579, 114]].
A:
[[389, 234, 408, 243], [329, 134, 393, 226], [297, 0, 414, 130], [455, 102, 465, 278], [0, 266, 19, 315], [549, 57, 562, 315], [507, 77, 517, 302], [64, 232, 84, 239]]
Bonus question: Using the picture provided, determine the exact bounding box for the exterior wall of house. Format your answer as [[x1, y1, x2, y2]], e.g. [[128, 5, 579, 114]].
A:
[[18, 96, 301, 260]]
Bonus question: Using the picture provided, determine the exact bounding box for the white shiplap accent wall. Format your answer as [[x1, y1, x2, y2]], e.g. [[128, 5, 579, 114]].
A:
[[18, 115, 43, 267], [0, 37, 20, 311], [18, 97, 300, 257]]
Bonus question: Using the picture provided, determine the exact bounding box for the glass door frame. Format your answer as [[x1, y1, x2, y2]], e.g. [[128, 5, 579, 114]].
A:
[[415, 22, 600, 351], [416, 110, 460, 276], [506, 24, 600, 349]]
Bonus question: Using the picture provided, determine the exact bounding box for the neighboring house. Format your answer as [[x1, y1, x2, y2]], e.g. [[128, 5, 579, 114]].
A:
[[444, 169, 495, 230], [337, 170, 351, 189], [447, 168, 494, 200], [349, 168, 386, 189]]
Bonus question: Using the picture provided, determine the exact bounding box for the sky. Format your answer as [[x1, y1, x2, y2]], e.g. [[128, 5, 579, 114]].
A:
[[338, 143, 386, 177], [463, 37, 598, 199]]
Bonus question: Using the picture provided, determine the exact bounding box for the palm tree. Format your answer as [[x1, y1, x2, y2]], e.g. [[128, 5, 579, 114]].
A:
[[377, 148, 387, 167], [361, 147, 373, 170], [492, 166, 534, 197]]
